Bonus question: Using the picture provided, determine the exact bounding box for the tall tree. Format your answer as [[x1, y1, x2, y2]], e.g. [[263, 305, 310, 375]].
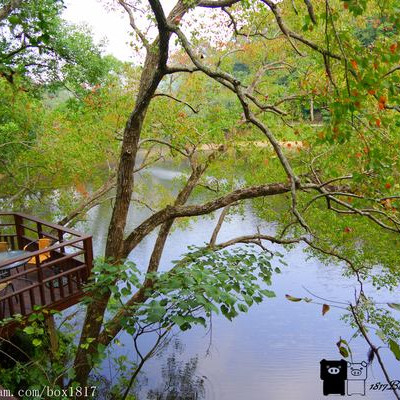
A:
[[72, 0, 400, 393], [1, 0, 400, 397]]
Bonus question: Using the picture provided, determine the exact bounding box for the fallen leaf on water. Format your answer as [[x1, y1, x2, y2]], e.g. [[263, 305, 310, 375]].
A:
[[285, 294, 302, 302], [322, 304, 330, 316]]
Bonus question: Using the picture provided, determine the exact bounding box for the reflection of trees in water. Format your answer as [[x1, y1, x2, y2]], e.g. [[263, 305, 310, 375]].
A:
[[90, 338, 206, 399], [147, 350, 205, 400]]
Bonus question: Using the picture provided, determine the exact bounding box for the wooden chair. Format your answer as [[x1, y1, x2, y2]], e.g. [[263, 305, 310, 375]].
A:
[[24, 238, 52, 265], [0, 242, 9, 252], [0, 241, 14, 297]]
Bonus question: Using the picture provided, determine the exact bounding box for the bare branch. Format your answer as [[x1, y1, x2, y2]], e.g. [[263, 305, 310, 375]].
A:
[[209, 204, 234, 247], [58, 174, 117, 227], [261, 0, 341, 60], [152, 92, 199, 113], [170, 24, 313, 232], [199, 0, 241, 8], [122, 182, 318, 257], [119, 0, 150, 50], [165, 65, 199, 74], [382, 65, 400, 78], [145, 163, 208, 276], [222, 6, 281, 41], [303, 0, 317, 25], [350, 306, 400, 400], [216, 233, 304, 248], [139, 138, 189, 157]]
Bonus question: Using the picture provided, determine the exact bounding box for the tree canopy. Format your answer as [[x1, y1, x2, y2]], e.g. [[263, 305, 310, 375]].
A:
[[1, 0, 400, 398]]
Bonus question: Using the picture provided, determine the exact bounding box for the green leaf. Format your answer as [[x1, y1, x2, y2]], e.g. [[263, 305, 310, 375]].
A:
[[171, 315, 186, 328], [339, 346, 349, 358], [376, 331, 386, 342], [32, 339, 42, 347], [260, 289, 275, 298], [23, 326, 35, 335], [285, 294, 302, 302], [238, 303, 248, 313], [303, 297, 313, 303], [389, 339, 400, 361], [8, 15, 21, 25]]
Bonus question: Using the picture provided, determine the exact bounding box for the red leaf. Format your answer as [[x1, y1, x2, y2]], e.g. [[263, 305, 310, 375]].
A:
[[350, 59, 358, 70]]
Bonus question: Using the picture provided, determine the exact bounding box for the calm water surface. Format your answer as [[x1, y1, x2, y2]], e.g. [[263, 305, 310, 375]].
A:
[[79, 164, 400, 400]]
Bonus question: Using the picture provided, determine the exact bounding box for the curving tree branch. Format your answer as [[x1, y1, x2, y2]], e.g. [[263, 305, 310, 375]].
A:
[[119, 0, 150, 50], [152, 92, 199, 113]]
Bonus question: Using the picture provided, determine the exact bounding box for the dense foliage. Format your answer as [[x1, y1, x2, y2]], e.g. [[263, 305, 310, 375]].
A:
[[1, 0, 400, 398]]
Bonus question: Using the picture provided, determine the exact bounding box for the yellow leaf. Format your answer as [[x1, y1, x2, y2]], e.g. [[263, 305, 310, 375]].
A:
[[285, 294, 302, 302]]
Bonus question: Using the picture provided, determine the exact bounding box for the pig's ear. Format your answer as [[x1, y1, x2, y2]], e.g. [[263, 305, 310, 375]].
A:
[[361, 361, 368, 367]]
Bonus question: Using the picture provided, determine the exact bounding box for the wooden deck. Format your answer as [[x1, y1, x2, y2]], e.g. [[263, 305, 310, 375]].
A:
[[0, 212, 93, 331]]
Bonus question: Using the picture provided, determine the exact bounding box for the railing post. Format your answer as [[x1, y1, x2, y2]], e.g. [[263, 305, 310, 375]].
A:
[[36, 255, 46, 306], [83, 236, 93, 282], [58, 230, 65, 254], [36, 221, 43, 239], [13, 214, 25, 250]]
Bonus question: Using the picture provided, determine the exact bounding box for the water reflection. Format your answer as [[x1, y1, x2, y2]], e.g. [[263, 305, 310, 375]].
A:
[[80, 164, 400, 400], [147, 340, 205, 400]]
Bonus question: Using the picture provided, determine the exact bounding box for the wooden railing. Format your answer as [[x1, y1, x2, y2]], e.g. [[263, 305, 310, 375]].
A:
[[0, 212, 93, 320]]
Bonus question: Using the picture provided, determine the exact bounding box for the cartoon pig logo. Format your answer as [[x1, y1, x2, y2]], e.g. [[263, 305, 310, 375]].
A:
[[320, 359, 347, 396], [347, 361, 368, 396]]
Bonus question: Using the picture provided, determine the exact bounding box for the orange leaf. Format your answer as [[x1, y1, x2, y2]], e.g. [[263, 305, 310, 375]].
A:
[[350, 59, 358, 70], [322, 304, 330, 316], [75, 182, 89, 198]]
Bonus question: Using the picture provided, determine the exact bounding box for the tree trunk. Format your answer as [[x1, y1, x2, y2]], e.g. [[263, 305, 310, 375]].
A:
[[310, 97, 314, 122], [73, 49, 165, 386], [73, 0, 198, 385]]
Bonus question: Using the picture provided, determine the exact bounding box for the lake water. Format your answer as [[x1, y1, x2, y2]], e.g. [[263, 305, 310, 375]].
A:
[[80, 164, 400, 400]]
